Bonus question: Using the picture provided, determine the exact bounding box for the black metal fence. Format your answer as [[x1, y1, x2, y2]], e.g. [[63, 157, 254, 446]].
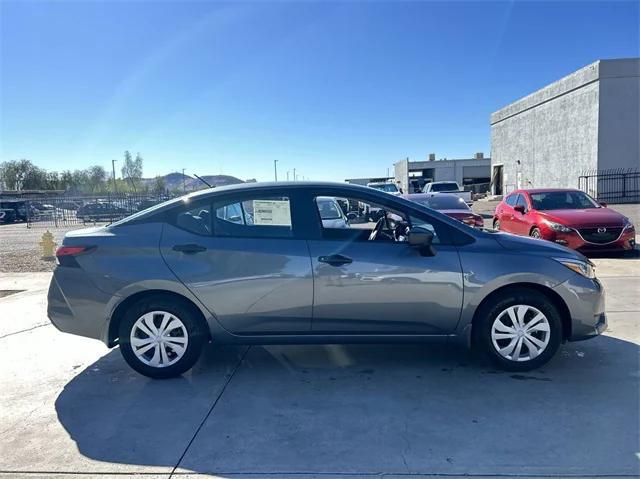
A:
[[0, 192, 178, 227], [578, 168, 640, 204]]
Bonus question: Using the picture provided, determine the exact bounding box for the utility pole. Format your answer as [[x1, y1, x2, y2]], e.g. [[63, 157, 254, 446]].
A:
[[111, 160, 117, 193], [182, 168, 186, 193], [293, 168, 296, 181], [274, 159, 279, 181], [286, 171, 290, 181]]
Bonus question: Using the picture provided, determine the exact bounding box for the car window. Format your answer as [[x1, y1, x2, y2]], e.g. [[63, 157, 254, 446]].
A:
[[176, 203, 212, 236], [529, 191, 599, 210], [416, 195, 469, 210], [515, 194, 528, 209], [213, 195, 292, 238], [504, 194, 517, 206], [314, 195, 408, 242]]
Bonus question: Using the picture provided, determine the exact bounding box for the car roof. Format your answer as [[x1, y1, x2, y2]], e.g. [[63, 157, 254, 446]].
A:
[[183, 181, 377, 200], [510, 188, 581, 195]]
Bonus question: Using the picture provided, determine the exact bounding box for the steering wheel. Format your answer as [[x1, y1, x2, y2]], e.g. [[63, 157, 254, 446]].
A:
[[368, 216, 386, 241]]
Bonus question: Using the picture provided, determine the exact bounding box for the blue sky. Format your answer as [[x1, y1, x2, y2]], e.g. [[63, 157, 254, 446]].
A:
[[1, 1, 638, 182]]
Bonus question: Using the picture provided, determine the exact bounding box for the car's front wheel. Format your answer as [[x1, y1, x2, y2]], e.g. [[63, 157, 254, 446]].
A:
[[118, 296, 207, 379], [474, 289, 562, 371]]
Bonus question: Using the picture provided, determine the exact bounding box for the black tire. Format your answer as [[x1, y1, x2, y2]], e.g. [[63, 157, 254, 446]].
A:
[[493, 219, 500, 230], [530, 227, 542, 239], [473, 288, 562, 372], [118, 295, 207, 379]]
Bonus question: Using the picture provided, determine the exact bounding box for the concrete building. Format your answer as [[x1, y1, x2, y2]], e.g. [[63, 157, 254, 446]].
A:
[[490, 58, 640, 197], [394, 154, 491, 194]]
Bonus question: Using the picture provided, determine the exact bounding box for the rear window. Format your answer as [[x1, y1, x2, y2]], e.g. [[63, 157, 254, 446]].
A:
[[418, 195, 469, 210], [428, 182, 458, 192]]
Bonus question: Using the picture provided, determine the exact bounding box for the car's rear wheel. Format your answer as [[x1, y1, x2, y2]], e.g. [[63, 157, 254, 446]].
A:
[[493, 219, 500, 230], [530, 227, 542, 239], [474, 289, 562, 371], [118, 296, 207, 379]]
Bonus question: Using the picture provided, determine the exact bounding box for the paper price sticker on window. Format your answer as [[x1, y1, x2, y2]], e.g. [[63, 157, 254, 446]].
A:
[[253, 199, 291, 226]]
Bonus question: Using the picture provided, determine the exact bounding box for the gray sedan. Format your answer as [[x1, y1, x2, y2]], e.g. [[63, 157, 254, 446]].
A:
[[48, 182, 605, 378]]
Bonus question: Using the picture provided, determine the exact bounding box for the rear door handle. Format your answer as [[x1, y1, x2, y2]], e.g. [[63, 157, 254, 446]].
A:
[[318, 254, 353, 266], [172, 244, 207, 254]]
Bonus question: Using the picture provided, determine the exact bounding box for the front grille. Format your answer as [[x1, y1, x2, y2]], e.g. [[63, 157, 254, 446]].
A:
[[579, 227, 623, 244]]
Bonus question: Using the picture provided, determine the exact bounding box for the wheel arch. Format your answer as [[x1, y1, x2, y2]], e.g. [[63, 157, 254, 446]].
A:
[[471, 282, 571, 344], [107, 290, 211, 347]]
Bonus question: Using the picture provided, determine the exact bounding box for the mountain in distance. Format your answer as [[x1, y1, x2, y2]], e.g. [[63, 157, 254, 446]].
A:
[[143, 172, 244, 192]]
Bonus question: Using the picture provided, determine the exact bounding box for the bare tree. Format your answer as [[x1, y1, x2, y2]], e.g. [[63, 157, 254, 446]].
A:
[[121, 151, 143, 192]]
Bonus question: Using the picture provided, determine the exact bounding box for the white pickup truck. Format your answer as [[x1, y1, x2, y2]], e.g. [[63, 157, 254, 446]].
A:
[[421, 181, 472, 204]]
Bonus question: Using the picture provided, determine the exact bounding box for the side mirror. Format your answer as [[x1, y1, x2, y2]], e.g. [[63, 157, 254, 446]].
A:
[[600, 202, 607, 208], [408, 227, 436, 256], [514, 205, 526, 214]]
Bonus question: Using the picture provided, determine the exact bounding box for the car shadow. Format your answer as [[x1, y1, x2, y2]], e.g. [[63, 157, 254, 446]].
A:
[[55, 337, 640, 475]]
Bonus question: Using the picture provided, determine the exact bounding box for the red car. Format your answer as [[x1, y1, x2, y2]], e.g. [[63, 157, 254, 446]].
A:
[[402, 193, 484, 227], [493, 188, 636, 254]]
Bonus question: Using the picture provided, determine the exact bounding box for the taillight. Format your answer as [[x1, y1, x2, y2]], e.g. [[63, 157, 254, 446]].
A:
[[55, 245, 94, 267], [56, 246, 91, 257]]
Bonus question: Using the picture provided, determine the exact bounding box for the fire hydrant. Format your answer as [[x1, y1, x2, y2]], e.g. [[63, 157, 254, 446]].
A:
[[40, 230, 57, 260]]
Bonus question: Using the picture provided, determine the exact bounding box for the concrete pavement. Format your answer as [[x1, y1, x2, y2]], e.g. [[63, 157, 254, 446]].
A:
[[0, 256, 638, 478]]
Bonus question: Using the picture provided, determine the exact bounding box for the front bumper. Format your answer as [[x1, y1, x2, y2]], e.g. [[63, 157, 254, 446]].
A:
[[541, 226, 635, 253], [553, 273, 607, 341]]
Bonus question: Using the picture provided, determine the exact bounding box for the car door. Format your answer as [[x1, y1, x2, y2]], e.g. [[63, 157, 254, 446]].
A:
[[497, 194, 517, 232], [160, 189, 313, 334], [511, 194, 532, 235], [303, 189, 464, 334]]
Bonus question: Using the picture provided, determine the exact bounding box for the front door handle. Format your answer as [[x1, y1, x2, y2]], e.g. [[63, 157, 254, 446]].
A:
[[318, 254, 353, 266], [172, 244, 207, 254]]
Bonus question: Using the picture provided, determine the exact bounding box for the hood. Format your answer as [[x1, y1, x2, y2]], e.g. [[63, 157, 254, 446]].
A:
[[539, 208, 625, 228], [494, 231, 586, 260]]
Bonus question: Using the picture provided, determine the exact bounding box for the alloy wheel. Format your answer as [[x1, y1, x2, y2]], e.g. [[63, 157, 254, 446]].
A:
[[491, 305, 550, 362], [130, 311, 189, 368]]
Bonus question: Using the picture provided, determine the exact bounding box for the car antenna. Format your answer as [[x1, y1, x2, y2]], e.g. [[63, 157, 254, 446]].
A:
[[193, 174, 213, 188]]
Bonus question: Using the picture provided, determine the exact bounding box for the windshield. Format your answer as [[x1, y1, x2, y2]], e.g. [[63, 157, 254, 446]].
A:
[[416, 195, 469, 210], [529, 191, 599, 210], [317, 199, 343, 220], [428, 183, 458, 192], [369, 184, 398, 193]]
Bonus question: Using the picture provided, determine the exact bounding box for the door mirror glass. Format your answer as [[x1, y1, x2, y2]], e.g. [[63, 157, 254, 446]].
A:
[[514, 205, 526, 214]]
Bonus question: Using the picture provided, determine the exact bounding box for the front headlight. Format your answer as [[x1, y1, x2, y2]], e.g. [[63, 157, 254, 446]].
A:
[[554, 258, 596, 279], [623, 218, 635, 231], [543, 220, 573, 233]]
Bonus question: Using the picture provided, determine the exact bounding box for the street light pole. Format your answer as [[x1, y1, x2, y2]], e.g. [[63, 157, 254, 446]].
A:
[[274, 159, 279, 181], [293, 168, 296, 181], [111, 160, 117, 193]]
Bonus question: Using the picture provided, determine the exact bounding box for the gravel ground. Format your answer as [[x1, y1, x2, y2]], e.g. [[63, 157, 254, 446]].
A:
[[1, 201, 638, 272], [0, 223, 106, 273]]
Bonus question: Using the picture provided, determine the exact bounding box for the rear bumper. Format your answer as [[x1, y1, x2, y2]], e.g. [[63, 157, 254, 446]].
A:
[[553, 274, 607, 341], [47, 268, 114, 344]]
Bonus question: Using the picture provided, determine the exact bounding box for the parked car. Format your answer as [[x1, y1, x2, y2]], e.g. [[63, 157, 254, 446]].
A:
[[76, 203, 128, 222], [403, 193, 483, 227], [0, 208, 17, 224], [367, 181, 401, 195], [493, 188, 636, 254], [0, 200, 30, 222], [317, 196, 349, 228], [49, 182, 605, 378], [422, 181, 472, 204]]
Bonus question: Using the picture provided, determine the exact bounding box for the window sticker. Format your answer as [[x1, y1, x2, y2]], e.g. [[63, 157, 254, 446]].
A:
[[253, 199, 291, 226]]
